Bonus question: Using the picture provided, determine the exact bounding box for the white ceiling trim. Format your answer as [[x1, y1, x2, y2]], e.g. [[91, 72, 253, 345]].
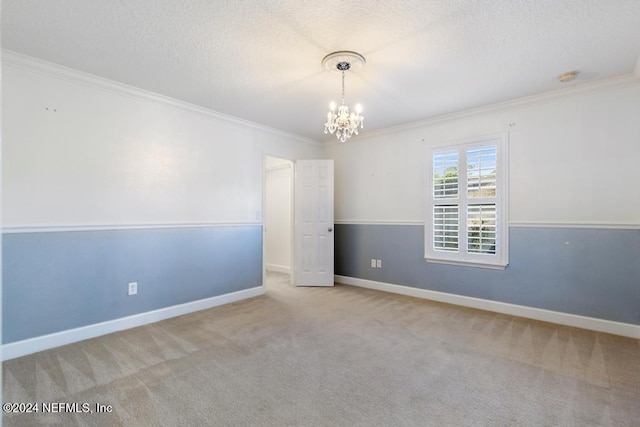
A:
[[5, 48, 639, 147], [4, 1, 640, 139], [2, 50, 321, 146], [324, 72, 640, 145]]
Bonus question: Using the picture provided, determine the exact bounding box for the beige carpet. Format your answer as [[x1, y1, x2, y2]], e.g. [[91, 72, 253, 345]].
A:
[[3, 272, 640, 426]]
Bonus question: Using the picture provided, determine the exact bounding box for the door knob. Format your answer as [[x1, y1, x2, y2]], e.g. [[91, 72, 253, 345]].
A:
[[328, 227, 333, 232]]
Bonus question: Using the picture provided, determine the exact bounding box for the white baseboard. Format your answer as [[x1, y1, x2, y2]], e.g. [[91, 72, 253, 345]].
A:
[[2, 286, 265, 361], [335, 275, 640, 339], [266, 264, 291, 274]]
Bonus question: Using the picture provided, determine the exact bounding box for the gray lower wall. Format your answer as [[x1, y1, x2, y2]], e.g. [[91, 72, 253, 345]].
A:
[[3, 226, 262, 344], [335, 224, 640, 325]]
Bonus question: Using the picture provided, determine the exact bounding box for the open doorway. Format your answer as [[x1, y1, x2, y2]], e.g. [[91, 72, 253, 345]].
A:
[[264, 155, 294, 284]]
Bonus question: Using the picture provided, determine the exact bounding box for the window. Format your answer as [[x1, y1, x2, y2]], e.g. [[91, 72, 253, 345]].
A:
[[425, 133, 508, 269]]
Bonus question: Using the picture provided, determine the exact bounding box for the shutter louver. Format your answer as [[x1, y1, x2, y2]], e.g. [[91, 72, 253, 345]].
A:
[[467, 204, 496, 254], [433, 151, 458, 199], [467, 146, 497, 198], [434, 205, 458, 251]]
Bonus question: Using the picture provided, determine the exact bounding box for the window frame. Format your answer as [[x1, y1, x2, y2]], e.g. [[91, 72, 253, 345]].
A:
[[425, 133, 509, 270]]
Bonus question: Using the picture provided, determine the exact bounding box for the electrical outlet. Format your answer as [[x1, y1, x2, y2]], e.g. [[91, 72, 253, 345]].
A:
[[376, 259, 382, 268], [128, 282, 138, 296], [371, 259, 376, 268]]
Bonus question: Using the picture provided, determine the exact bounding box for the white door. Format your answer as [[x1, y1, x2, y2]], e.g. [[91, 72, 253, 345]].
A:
[[294, 160, 334, 287]]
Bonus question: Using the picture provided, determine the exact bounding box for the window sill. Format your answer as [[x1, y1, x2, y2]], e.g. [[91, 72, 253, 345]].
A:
[[425, 257, 508, 270]]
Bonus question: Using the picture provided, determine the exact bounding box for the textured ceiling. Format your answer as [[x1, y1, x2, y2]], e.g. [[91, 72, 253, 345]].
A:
[[3, 0, 640, 142]]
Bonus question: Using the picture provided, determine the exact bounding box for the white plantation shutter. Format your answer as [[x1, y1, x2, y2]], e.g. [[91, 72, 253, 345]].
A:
[[433, 150, 458, 199], [467, 145, 497, 255], [467, 146, 497, 198], [432, 151, 459, 252], [433, 205, 459, 251], [467, 204, 496, 254], [426, 134, 508, 269]]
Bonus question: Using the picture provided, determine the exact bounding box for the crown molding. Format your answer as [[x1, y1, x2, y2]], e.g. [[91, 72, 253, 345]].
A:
[[2, 50, 321, 147], [6, 50, 637, 148], [324, 72, 640, 145]]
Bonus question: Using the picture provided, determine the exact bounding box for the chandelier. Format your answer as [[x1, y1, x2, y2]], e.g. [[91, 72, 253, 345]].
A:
[[322, 51, 366, 142]]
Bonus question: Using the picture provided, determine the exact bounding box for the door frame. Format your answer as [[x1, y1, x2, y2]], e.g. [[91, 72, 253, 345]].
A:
[[262, 152, 295, 287]]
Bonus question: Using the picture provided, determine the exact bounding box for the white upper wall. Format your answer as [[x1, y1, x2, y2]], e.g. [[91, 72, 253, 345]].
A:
[[4, 54, 639, 229], [2, 57, 322, 228], [324, 78, 640, 226]]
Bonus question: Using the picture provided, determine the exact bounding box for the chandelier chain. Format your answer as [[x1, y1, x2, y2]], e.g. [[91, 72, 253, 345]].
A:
[[322, 52, 365, 142]]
